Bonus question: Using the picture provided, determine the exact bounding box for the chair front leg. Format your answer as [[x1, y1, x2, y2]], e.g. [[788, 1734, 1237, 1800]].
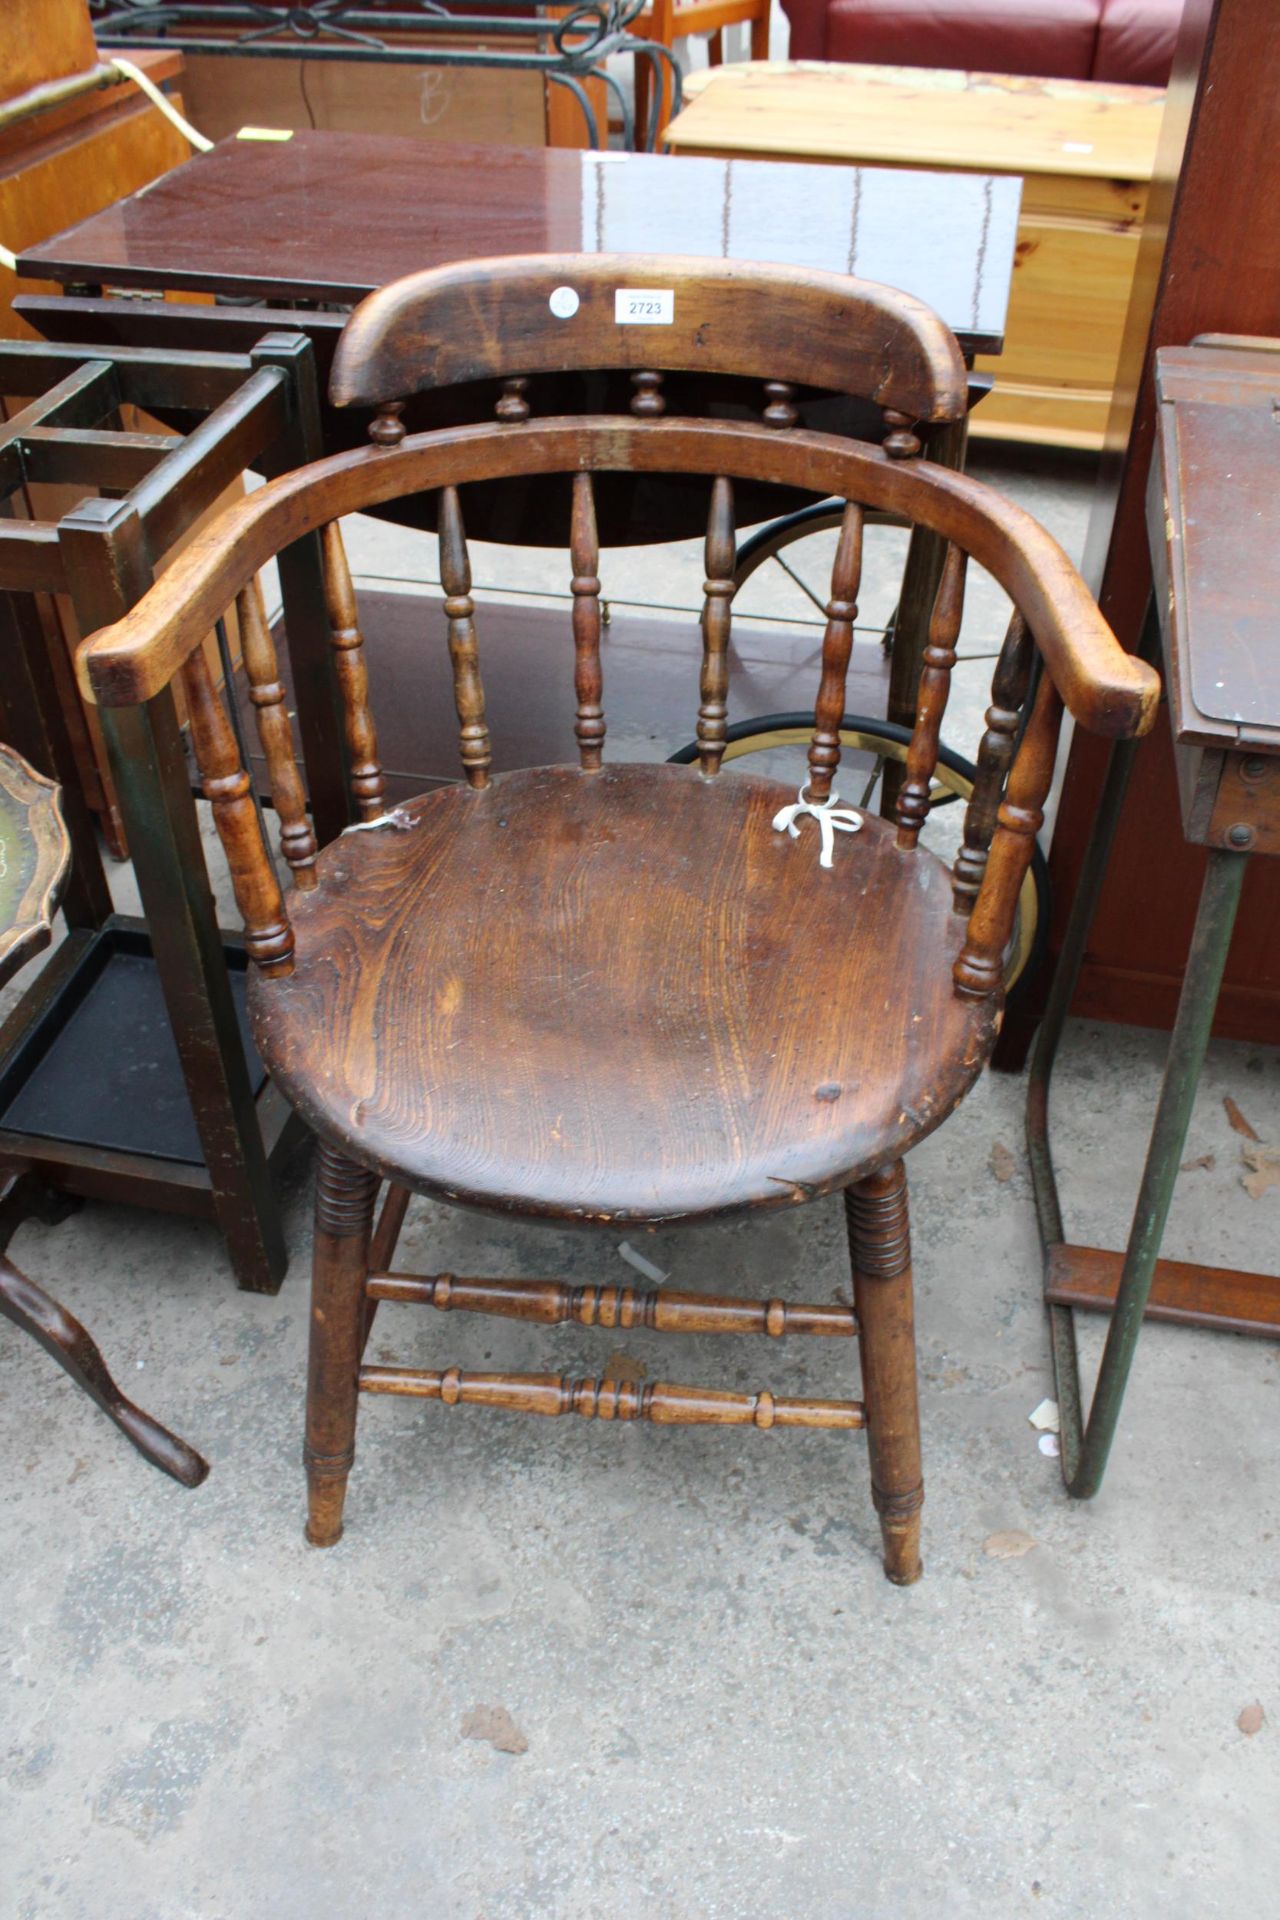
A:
[[305, 1141, 380, 1546], [846, 1160, 924, 1585]]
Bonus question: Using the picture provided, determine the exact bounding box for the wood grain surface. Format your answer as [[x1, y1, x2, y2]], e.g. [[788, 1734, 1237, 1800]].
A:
[[330, 255, 970, 424], [671, 63, 1164, 180], [77, 415, 1158, 737], [251, 763, 999, 1222]]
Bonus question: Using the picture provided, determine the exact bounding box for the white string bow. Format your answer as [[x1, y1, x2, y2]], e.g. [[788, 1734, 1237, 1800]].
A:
[[771, 784, 864, 869]]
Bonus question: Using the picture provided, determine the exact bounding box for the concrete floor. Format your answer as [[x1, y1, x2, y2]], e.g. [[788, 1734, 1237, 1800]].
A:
[[3, 444, 1279, 1918]]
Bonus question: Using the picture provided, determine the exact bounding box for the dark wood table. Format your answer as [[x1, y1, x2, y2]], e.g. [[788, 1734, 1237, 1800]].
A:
[[1028, 335, 1280, 1500], [15, 130, 1020, 787], [17, 132, 1020, 346]]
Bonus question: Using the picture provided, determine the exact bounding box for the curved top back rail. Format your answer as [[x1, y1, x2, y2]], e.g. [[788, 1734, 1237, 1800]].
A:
[[328, 255, 970, 427], [76, 416, 1158, 736]]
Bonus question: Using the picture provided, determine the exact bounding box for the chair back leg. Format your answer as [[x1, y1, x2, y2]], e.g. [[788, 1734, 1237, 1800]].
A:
[[845, 1161, 924, 1585]]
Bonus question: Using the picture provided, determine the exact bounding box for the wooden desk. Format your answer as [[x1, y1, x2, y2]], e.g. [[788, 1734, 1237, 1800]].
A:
[[1028, 336, 1280, 1499], [16, 129, 1019, 350], [665, 61, 1165, 450]]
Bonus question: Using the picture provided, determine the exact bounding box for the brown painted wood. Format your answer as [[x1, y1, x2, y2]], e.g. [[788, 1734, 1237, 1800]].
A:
[[180, 645, 293, 976], [77, 417, 1158, 737], [438, 486, 491, 791], [250, 590, 895, 810], [237, 574, 316, 890], [320, 519, 385, 823], [568, 471, 603, 771], [955, 671, 1063, 1000], [952, 612, 1034, 914], [305, 1139, 379, 1547], [254, 762, 999, 1221], [896, 542, 965, 851], [365, 1271, 858, 1336], [696, 476, 733, 777], [76, 268, 1157, 1576], [846, 1161, 922, 1586], [332, 255, 969, 427], [1045, 1243, 1280, 1340], [807, 501, 862, 801], [358, 1365, 865, 1430]]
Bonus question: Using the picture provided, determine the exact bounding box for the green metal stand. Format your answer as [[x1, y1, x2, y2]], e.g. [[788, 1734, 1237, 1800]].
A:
[[1025, 606, 1250, 1497]]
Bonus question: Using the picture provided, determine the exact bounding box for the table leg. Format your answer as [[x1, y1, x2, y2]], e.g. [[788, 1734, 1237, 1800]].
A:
[[0, 1250, 209, 1486], [0, 1167, 207, 1485], [1067, 846, 1247, 1497]]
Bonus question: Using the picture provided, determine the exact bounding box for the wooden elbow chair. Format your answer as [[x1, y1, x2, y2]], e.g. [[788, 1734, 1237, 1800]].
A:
[[76, 259, 1158, 1582]]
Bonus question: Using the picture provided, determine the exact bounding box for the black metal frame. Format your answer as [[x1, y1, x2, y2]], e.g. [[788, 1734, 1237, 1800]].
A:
[[88, 0, 683, 150]]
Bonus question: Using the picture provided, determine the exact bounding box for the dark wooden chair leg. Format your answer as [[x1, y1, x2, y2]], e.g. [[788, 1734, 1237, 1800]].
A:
[[0, 1252, 209, 1487], [846, 1160, 924, 1585], [305, 1141, 380, 1547]]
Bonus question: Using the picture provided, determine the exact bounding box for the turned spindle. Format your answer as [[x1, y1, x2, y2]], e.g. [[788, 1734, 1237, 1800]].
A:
[[368, 402, 405, 447], [807, 501, 864, 801], [697, 475, 734, 776], [630, 370, 666, 416], [438, 485, 491, 789], [570, 471, 605, 770], [237, 573, 316, 889], [762, 380, 798, 429], [364, 1270, 857, 1337], [358, 1364, 865, 1430], [882, 409, 922, 459], [181, 646, 293, 974], [496, 377, 530, 423], [954, 668, 1063, 999], [952, 611, 1035, 913], [896, 543, 967, 849], [321, 520, 386, 822]]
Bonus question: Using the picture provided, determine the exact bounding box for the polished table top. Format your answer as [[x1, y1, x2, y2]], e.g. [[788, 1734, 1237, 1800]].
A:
[[19, 131, 1021, 352], [1149, 338, 1280, 756]]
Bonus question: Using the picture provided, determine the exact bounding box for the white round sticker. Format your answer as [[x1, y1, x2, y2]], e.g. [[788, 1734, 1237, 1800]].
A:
[[549, 285, 580, 319]]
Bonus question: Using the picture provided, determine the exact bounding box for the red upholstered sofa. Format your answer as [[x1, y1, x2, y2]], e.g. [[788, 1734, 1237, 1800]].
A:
[[780, 0, 1183, 86]]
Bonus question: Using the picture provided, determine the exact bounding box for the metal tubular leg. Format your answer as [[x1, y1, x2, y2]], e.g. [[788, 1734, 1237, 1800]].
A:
[[1026, 598, 1171, 1492], [1066, 847, 1247, 1497], [1026, 727, 1144, 1464]]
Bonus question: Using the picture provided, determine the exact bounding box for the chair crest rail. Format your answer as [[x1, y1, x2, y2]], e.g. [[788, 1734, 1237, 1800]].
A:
[[329, 254, 971, 425]]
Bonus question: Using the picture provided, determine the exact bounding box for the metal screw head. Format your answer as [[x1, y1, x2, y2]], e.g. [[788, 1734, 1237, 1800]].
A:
[[1227, 823, 1254, 848], [1242, 757, 1268, 781]]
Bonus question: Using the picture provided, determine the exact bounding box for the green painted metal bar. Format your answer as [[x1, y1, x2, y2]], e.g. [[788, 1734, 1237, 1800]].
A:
[[1025, 722, 1143, 1483], [1068, 846, 1247, 1495], [1025, 596, 1221, 1497]]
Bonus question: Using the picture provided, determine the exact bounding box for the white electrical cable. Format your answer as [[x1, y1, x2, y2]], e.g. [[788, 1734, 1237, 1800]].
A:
[[107, 56, 214, 152], [0, 60, 212, 277]]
